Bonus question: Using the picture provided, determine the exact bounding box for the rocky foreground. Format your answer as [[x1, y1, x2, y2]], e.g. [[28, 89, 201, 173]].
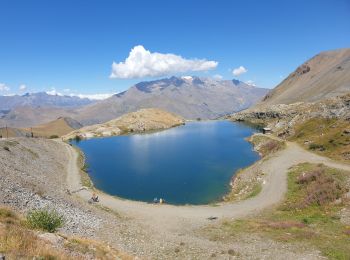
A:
[[0, 138, 101, 237], [63, 108, 185, 140]]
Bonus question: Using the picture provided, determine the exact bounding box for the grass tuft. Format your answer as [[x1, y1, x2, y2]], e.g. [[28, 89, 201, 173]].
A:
[[26, 208, 65, 233]]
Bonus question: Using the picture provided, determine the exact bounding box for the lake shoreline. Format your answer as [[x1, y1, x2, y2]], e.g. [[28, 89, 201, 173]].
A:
[[71, 120, 261, 205]]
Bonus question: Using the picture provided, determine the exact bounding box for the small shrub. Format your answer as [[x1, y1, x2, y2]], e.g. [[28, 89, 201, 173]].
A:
[[259, 139, 285, 156], [295, 168, 348, 207], [3, 146, 10, 151], [26, 208, 64, 233], [309, 143, 325, 151], [302, 218, 310, 224], [228, 249, 239, 256], [304, 179, 345, 206], [296, 168, 323, 184], [263, 140, 279, 151]]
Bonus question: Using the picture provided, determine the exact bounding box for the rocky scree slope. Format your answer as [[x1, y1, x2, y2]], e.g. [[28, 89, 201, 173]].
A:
[[0, 138, 103, 237], [261, 48, 350, 105]]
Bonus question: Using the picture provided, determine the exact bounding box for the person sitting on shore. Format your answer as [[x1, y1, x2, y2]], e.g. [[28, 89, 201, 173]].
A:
[[92, 192, 99, 202]]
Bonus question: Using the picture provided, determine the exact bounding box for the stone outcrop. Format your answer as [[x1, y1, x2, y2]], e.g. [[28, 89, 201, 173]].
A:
[[227, 93, 350, 137]]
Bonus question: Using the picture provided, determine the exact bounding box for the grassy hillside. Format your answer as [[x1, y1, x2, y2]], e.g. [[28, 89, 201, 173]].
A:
[[205, 163, 350, 259], [23, 117, 82, 138], [290, 118, 350, 162], [0, 117, 82, 138]]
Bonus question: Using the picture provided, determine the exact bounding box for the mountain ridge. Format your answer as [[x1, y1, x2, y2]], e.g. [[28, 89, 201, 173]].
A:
[[0, 92, 95, 111], [0, 76, 268, 127], [260, 48, 350, 105], [74, 76, 269, 125]]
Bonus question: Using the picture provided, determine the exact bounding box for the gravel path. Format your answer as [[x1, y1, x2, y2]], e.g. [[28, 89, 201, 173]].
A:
[[63, 138, 350, 235], [3, 137, 348, 258]]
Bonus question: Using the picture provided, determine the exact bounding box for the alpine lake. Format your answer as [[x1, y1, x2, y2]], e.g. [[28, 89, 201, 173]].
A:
[[72, 121, 260, 205]]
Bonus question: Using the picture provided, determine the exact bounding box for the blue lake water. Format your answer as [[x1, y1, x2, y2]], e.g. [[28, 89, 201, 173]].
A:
[[72, 121, 260, 205]]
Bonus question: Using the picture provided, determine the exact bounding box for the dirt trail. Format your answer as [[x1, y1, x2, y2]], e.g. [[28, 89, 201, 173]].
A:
[[63, 139, 350, 234]]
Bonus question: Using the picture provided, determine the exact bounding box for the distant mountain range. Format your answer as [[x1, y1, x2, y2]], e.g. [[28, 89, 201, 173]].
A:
[[0, 77, 268, 127], [0, 92, 95, 127], [0, 92, 94, 111], [74, 76, 269, 125]]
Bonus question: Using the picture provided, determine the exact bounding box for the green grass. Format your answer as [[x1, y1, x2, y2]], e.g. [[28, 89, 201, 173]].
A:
[[246, 183, 262, 199], [291, 118, 350, 162], [209, 163, 350, 259], [26, 208, 65, 233], [224, 169, 265, 202]]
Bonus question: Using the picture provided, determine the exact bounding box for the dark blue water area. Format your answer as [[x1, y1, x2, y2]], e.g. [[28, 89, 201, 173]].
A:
[[72, 121, 260, 205]]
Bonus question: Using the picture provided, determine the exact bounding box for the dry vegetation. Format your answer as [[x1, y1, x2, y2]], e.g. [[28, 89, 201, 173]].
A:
[[206, 163, 350, 259], [0, 117, 79, 138], [0, 206, 72, 259], [249, 134, 286, 157], [23, 117, 77, 138], [0, 206, 131, 259], [291, 118, 350, 162]]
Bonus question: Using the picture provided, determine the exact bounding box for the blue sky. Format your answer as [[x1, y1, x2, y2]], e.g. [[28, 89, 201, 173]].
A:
[[0, 0, 349, 98]]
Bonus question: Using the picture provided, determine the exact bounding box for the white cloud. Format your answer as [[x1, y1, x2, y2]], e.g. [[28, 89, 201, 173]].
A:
[[71, 93, 115, 100], [46, 87, 114, 100], [232, 66, 248, 76], [213, 74, 223, 80], [110, 45, 218, 79], [19, 84, 27, 91], [245, 80, 256, 86], [0, 83, 10, 92], [46, 87, 63, 96]]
